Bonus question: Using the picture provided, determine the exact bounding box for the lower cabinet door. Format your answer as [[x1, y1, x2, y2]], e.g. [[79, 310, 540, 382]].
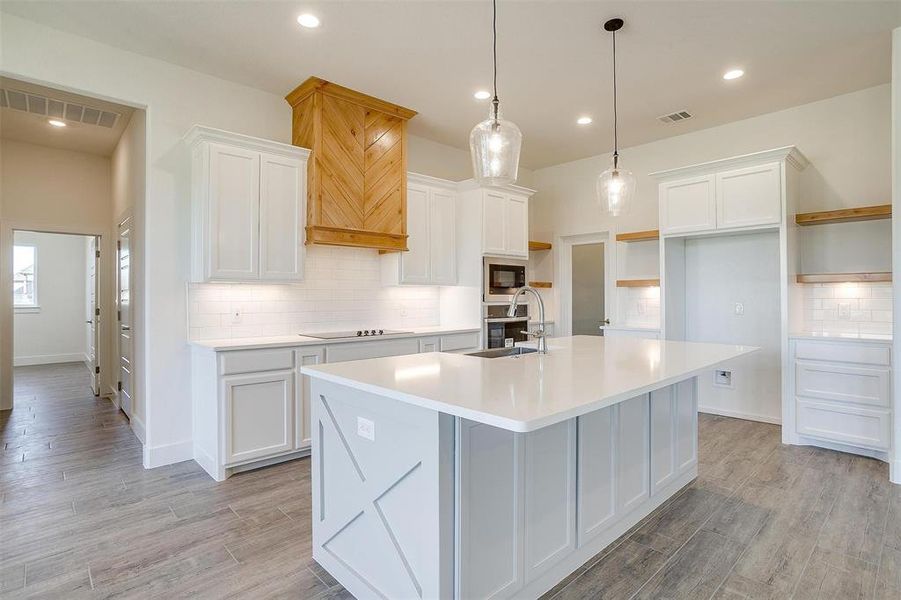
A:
[[523, 420, 576, 582], [296, 346, 326, 450], [577, 406, 617, 547], [223, 370, 294, 464], [650, 379, 698, 495], [617, 394, 650, 513], [458, 420, 523, 600]]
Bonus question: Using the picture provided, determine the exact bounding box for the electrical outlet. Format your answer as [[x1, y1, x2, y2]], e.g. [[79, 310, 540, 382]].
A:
[[230, 311, 242, 325], [357, 417, 375, 441], [838, 303, 851, 320], [734, 302, 744, 316], [714, 369, 733, 388]]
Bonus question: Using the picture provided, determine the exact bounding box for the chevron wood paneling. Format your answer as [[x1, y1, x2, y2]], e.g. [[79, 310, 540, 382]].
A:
[[286, 77, 416, 251]]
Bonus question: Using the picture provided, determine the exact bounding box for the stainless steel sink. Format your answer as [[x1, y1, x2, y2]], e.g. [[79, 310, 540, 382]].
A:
[[466, 347, 538, 359]]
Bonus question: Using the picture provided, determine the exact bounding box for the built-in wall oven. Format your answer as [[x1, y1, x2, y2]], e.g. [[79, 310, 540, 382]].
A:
[[483, 303, 530, 349], [483, 257, 528, 302]]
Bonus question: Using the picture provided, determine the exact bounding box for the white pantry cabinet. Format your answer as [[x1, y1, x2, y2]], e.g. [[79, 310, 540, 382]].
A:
[[186, 125, 309, 283], [457, 181, 534, 259], [654, 148, 807, 237], [382, 174, 457, 285], [191, 330, 481, 481]]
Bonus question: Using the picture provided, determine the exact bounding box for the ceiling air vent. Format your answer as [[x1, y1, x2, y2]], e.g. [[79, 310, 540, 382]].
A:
[[658, 110, 693, 124], [0, 87, 121, 128]]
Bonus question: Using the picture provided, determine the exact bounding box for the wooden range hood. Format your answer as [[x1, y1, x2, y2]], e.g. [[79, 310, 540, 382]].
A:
[[286, 77, 417, 251]]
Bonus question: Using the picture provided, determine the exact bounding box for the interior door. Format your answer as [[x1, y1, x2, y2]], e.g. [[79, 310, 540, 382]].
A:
[[117, 219, 133, 419], [571, 242, 606, 335], [86, 236, 100, 396]]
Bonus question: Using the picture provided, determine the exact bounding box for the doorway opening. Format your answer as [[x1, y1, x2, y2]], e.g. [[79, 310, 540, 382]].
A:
[[12, 230, 101, 399]]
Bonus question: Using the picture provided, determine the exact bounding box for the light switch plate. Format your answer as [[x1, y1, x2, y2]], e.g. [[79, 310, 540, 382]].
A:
[[357, 417, 375, 441]]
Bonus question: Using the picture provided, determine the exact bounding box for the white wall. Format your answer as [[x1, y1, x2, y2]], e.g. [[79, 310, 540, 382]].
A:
[[0, 139, 115, 403], [12, 231, 87, 366], [0, 13, 496, 467], [111, 110, 146, 431]]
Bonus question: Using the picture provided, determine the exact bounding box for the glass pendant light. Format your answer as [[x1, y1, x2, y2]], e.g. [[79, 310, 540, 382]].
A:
[[597, 18, 635, 216], [470, 0, 522, 185]]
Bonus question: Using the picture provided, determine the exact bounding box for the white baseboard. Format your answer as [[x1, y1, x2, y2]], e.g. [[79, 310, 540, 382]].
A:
[[13, 353, 84, 367], [698, 405, 782, 425], [143, 438, 192, 469], [891, 460, 901, 485], [130, 414, 146, 444]]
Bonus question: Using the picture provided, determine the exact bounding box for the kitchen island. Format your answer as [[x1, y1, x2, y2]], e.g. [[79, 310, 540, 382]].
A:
[[302, 336, 755, 600]]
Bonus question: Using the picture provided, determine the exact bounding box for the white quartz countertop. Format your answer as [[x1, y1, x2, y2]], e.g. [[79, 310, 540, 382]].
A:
[[302, 335, 756, 432], [789, 331, 892, 343], [189, 326, 481, 351]]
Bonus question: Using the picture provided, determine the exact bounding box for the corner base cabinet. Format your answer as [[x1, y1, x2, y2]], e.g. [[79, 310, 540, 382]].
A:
[[185, 125, 310, 283]]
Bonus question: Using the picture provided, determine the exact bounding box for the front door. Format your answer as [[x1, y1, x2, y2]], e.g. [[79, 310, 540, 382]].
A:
[[117, 218, 133, 419], [571, 242, 606, 335]]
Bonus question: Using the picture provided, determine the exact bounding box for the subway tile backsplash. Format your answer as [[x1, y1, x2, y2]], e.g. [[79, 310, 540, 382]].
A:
[[188, 246, 440, 340], [617, 286, 661, 329], [801, 282, 892, 336]]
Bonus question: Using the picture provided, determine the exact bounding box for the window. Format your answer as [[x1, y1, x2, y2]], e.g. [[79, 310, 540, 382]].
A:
[[13, 245, 37, 308]]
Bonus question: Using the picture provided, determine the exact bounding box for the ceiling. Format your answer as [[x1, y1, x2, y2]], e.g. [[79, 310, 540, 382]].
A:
[[0, 77, 134, 156], [2, 1, 899, 169]]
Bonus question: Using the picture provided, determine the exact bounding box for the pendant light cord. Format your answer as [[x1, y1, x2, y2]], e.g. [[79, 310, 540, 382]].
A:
[[611, 27, 619, 169], [492, 0, 499, 122]]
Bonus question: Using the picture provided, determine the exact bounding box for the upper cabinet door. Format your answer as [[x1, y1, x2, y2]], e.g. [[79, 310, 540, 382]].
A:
[[401, 184, 431, 284], [658, 174, 716, 236], [716, 162, 782, 230], [505, 195, 529, 257], [482, 191, 508, 256], [259, 152, 304, 281], [208, 144, 260, 280], [429, 189, 457, 284]]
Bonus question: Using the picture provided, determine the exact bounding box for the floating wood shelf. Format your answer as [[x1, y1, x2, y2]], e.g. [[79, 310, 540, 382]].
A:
[[616, 278, 661, 288], [795, 204, 891, 226], [528, 241, 553, 251], [796, 272, 892, 284], [529, 281, 552, 288], [615, 229, 660, 242]]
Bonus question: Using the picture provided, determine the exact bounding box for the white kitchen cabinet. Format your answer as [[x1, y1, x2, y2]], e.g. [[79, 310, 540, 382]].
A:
[[260, 152, 305, 281], [295, 346, 326, 450], [654, 148, 806, 238], [481, 191, 529, 257], [617, 394, 650, 513], [716, 162, 781, 230], [382, 174, 457, 285], [576, 406, 617, 546], [658, 174, 716, 236], [192, 329, 482, 481], [791, 337, 893, 453], [186, 125, 309, 283], [223, 370, 295, 465]]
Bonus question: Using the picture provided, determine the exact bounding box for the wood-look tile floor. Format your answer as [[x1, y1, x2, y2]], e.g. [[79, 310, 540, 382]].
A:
[[2, 364, 899, 599]]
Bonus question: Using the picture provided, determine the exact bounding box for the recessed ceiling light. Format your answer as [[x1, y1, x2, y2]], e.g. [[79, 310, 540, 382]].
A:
[[473, 90, 491, 100], [48, 119, 66, 128], [297, 13, 320, 28], [577, 116, 593, 125], [723, 69, 744, 80]]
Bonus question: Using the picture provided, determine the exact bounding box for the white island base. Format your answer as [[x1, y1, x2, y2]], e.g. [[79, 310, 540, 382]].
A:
[[310, 376, 698, 599]]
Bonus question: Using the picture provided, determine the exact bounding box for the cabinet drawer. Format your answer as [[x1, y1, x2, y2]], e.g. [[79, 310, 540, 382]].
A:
[[795, 362, 890, 407], [220, 348, 295, 375], [440, 332, 480, 352], [796, 399, 890, 450], [794, 340, 890, 366], [326, 338, 421, 363]]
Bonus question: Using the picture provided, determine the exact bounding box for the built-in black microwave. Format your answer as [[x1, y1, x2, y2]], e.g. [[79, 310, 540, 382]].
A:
[[483, 257, 527, 302]]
